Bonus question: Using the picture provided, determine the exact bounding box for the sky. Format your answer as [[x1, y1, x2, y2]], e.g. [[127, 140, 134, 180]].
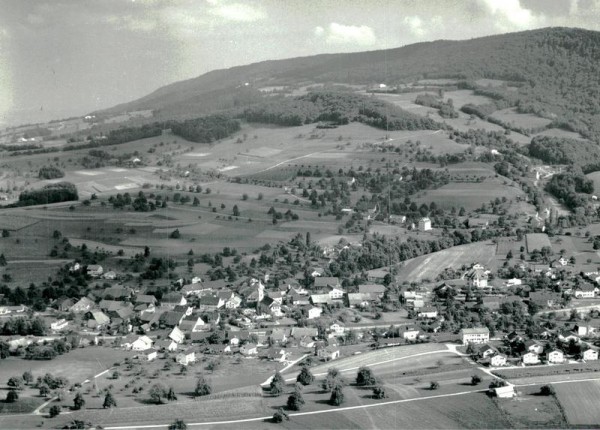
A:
[[1, 0, 600, 127]]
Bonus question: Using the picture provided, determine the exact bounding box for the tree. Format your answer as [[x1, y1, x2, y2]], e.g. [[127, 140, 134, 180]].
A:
[[103, 391, 117, 408], [297, 366, 314, 386], [149, 383, 168, 404], [287, 390, 305, 411], [7, 376, 24, 390], [195, 375, 212, 397], [372, 385, 387, 399], [170, 229, 181, 239], [272, 408, 289, 423], [322, 367, 344, 391], [144, 246, 150, 258], [39, 384, 50, 397], [73, 392, 86, 410], [22, 371, 33, 385], [232, 205, 240, 217], [2, 229, 10, 238], [169, 420, 188, 430], [167, 387, 177, 401], [49, 405, 62, 418], [356, 366, 377, 386], [329, 383, 344, 406], [270, 371, 284, 396], [540, 385, 555, 396], [6, 390, 19, 403], [429, 381, 439, 390], [471, 375, 482, 386]]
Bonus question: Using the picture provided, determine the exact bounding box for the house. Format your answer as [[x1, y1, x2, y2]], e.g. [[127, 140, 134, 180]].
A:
[[102, 286, 131, 299], [574, 325, 596, 337], [289, 291, 310, 306], [417, 307, 438, 319], [155, 339, 178, 352], [131, 335, 153, 351], [347, 293, 376, 308], [418, 217, 432, 231], [522, 352, 540, 365], [317, 346, 340, 361], [291, 327, 318, 339], [299, 336, 316, 348], [401, 327, 420, 341], [366, 269, 389, 283], [240, 343, 258, 356], [265, 348, 289, 363], [70, 297, 95, 313], [314, 277, 341, 289], [50, 319, 69, 331], [468, 218, 489, 229], [547, 349, 564, 364], [225, 295, 242, 309], [180, 283, 209, 296], [494, 386, 515, 398], [583, 349, 599, 361], [103, 270, 117, 280], [524, 340, 544, 355], [558, 331, 580, 343], [135, 295, 157, 306], [87, 265, 103, 277], [160, 310, 186, 328], [574, 283, 596, 299], [358, 284, 386, 297], [176, 348, 196, 365], [169, 326, 186, 344], [269, 329, 288, 345], [161, 293, 187, 308], [389, 214, 406, 224], [329, 323, 345, 335], [55, 297, 75, 312], [310, 294, 332, 305], [477, 343, 498, 359], [86, 310, 110, 329], [490, 354, 507, 367], [326, 286, 345, 300], [307, 307, 322, 319], [145, 349, 158, 361], [461, 327, 490, 345], [465, 267, 489, 288]]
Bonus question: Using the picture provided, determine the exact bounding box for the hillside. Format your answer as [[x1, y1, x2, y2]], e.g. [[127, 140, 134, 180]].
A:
[[97, 27, 600, 140]]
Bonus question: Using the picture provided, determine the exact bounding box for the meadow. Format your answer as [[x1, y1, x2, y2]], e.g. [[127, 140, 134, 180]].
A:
[[554, 380, 600, 426]]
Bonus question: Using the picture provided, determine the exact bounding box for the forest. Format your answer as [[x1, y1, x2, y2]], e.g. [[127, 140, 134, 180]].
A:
[[528, 136, 600, 172], [168, 114, 241, 143], [545, 172, 594, 210], [15, 182, 79, 207]]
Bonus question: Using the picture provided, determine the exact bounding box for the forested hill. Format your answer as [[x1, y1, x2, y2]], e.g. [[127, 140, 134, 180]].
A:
[[99, 27, 600, 140]]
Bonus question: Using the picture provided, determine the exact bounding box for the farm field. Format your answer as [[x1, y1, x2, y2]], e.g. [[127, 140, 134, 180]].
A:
[[554, 380, 600, 426], [489, 108, 552, 130], [534, 127, 588, 141], [414, 178, 524, 211], [394, 241, 497, 283], [498, 385, 567, 428], [526, 233, 552, 253]]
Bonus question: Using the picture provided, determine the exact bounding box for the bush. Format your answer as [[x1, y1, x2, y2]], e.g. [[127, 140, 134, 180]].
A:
[[195, 375, 212, 397], [540, 385, 555, 396], [6, 390, 19, 403], [38, 166, 65, 180], [471, 375, 482, 386], [49, 405, 61, 418], [356, 366, 377, 386], [372, 385, 387, 399], [297, 366, 314, 386], [287, 391, 305, 411], [168, 419, 187, 430], [272, 408, 288, 423], [329, 384, 344, 406], [429, 381, 439, 390]]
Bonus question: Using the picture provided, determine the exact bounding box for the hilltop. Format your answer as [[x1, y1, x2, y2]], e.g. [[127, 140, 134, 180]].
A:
[[98, 27, 600, 140]]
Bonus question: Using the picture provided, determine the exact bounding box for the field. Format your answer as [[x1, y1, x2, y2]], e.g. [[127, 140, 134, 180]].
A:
[[526, 233, 552, 253], [534, 127, 588, 141], [497, 385, 567, 428], [554, 380, 600, 426], [489, 108, 552, 130], [394, 241, 497, 283], [414, 177, 524, 211]]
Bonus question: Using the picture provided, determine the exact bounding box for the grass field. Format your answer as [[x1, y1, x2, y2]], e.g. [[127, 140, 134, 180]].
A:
[[489, 108, 552, 130], [498, 385, 567, 428], [395, 241, 497, 282], [526, 233, 552, 253], [554, 380, 600, 426]]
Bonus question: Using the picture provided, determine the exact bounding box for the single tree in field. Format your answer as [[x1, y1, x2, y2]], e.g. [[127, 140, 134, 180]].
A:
[[272, 408, 289, 423], [297, 366, 314, 386], [430, 381, 440, 390], [7, 376, 24, 390], [169, 420, 187, 430], [322, 367, 344, 391], [39, 384, 50, 397], [195, 375, 212, 397], [270, 371, 284, 396], [329, 383, 344, 406], [372, 385, 387, 399], [232, 205, 240, 217], [49, 405, 61, 418], [167, 387, 177, 401], [149, 383, 168, 404], [6, 390, 19, 403], [287, 390, 305, 411], [73, 392, 86, 410], [471, 375, 482, 386], [356, 366, 377, 386], [22, 371, 33, 385], [103, 391, 117, 408], [540, 385, 555, 396]]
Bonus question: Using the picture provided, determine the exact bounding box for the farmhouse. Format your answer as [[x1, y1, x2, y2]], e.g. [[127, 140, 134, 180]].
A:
[[240, 343, 258, 356], [86, 310, 110, 329], [522, 352, 540, 364], [176, 348, 196, 365], [131, 335, 153, 351], [461, 327, 490, 345], [168, 326, 185, 343], [574, 283, 596, 299], [317, 346, 340, 361], [494, 386, 515, 398], [401, 327, 420, 341], [583, 349, 599, 361], [307, 307, 322, 319], [547, 349, 564, 364], [465, 267, 488, 288], [87, 264, 103, 277], [50, 319, 68, 331], [418, 307, 438, 319], [358, 284, 386, 297], [155, 339, 178, 352], [145, 349, 158, 361], [70, 297, 95, 313], [490, 354, 507, 367]]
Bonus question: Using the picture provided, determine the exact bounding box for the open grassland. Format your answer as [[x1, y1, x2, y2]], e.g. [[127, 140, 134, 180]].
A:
[[498, 385, 567, 428], [526, 233, 552, 252], [586, 171, 600, 194], [489, 108, 552, 130], [395, 241, 497, 283], [415, 177, 524, 211], [554, 380, 600, 426], [534, 127, 588, 141]]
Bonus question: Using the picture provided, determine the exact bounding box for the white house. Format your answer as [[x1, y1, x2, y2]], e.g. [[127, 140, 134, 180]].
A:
[[307, 307, 322, 320], [547, 350, 564, 364], [240, 343, 258, 356], [495, 385, 515, 398], [522, 352, 540, 365], [461, 327, 490, 345], [583, 349, 599, 361], [329, 323, 345, 335], [401, 327, 420, 341], [418, 217, 432, 231], [490, 354, 507, 367], [50, 319, 69, 331], [87, 265, 103, 277], [327, 287, 346, 300], [417, 307, 438, 319], [131, 335, 153, 351], [168, 326, 186, 344], [176, 348, 196, 366], [317, 346, 340, 361], [145, 349, 158, 361], [574, 284, 596, 299]]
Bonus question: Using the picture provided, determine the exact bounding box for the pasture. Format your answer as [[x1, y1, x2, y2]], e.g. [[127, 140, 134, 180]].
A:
[[554, 380, 600, 426], [497, 385, 566, 428], [414, 177, 524, 211], [489, 108, 552, 130], [395, 241, 497, 283], [526, 233, 552, 253]]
